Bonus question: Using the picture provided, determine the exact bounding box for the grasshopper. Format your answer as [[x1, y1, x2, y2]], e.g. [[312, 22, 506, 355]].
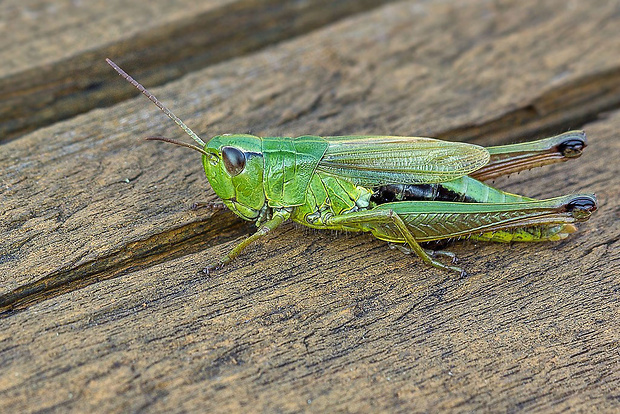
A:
[[107, 59, 597, 275]]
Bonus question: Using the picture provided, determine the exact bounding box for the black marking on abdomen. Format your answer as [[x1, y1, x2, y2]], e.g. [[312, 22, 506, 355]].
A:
[[371, 184, 478, 204]]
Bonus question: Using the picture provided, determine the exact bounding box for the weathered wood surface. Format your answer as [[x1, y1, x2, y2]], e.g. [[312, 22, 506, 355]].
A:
[[0, 0, 397, 141], [1, 0, 619, 412]]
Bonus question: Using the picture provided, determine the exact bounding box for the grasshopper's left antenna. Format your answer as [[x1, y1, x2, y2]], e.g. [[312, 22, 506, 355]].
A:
[[106, 58, 206, 147]]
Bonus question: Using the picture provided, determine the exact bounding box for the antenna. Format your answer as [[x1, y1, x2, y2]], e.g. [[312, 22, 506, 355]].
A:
[[145, 136, 211, 157], [106, 58, 206, 147]]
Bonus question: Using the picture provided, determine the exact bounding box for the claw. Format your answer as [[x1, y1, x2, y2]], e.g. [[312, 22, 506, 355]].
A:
[[392, 243, 463, 274], [443, 263, 465, 276], [424, 248, 459, 264], [421, 249, 464, 275], [201, 262, 223, 275]]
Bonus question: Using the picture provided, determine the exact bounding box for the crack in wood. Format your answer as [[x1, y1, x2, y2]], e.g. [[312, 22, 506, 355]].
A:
[[0, 0, 400, 142], [3, 66, 615, 313], [0, 211, 252, 315], [436, 67, 620, 144]]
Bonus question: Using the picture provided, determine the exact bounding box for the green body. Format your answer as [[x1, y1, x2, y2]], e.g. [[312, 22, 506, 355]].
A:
[[203, 133, 494, 223], [107, 59, 597, 274], [199, 131, 596, 273]]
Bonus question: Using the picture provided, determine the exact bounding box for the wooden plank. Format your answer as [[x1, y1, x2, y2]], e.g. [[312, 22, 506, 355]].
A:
[[0, 0, 397, 141], [1, 0, 619, 412], [2, 0, 619, 300], [1, 116, 619, 411]]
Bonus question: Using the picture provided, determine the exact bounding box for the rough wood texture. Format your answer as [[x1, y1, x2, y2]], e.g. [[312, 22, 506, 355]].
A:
[[0, 0, 397, 141], [1, 0, 619, 412]]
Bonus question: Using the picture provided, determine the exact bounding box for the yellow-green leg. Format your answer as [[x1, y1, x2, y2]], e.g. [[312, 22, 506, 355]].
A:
[[325, 208, 465, 275], [203, 210, 289, 274]]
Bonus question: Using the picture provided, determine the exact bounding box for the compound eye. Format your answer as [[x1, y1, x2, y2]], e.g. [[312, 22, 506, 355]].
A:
[[222, 146, 246, 176]]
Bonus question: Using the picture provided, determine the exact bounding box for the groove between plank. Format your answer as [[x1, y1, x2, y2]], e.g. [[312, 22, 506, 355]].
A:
[[0, 85, 613, 315], [0, 211, 252, 315], [0, 0, 399, 142]]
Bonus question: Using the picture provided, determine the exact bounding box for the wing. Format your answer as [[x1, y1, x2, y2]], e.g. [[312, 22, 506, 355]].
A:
[[316, 136, 490, 186]]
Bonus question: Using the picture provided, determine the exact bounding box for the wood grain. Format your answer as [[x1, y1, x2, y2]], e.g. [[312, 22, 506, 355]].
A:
[[0, 0, 397, 141], [1, 0, 619, 412]]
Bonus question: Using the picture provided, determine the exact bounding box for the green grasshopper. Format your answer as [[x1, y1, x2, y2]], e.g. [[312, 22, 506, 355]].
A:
[[107, 59, 597, 275]]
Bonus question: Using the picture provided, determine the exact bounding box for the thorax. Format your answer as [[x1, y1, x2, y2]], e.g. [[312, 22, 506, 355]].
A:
[[289, 172, 372, 229]]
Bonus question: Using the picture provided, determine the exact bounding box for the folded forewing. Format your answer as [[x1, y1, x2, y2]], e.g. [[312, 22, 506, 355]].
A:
[[317, 136, 490, 186]]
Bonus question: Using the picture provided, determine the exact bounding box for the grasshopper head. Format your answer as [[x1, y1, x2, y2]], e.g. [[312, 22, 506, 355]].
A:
[[105, 59, 266, 221], [202, 134, 266, 221], [146, 134, 267, 222]]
